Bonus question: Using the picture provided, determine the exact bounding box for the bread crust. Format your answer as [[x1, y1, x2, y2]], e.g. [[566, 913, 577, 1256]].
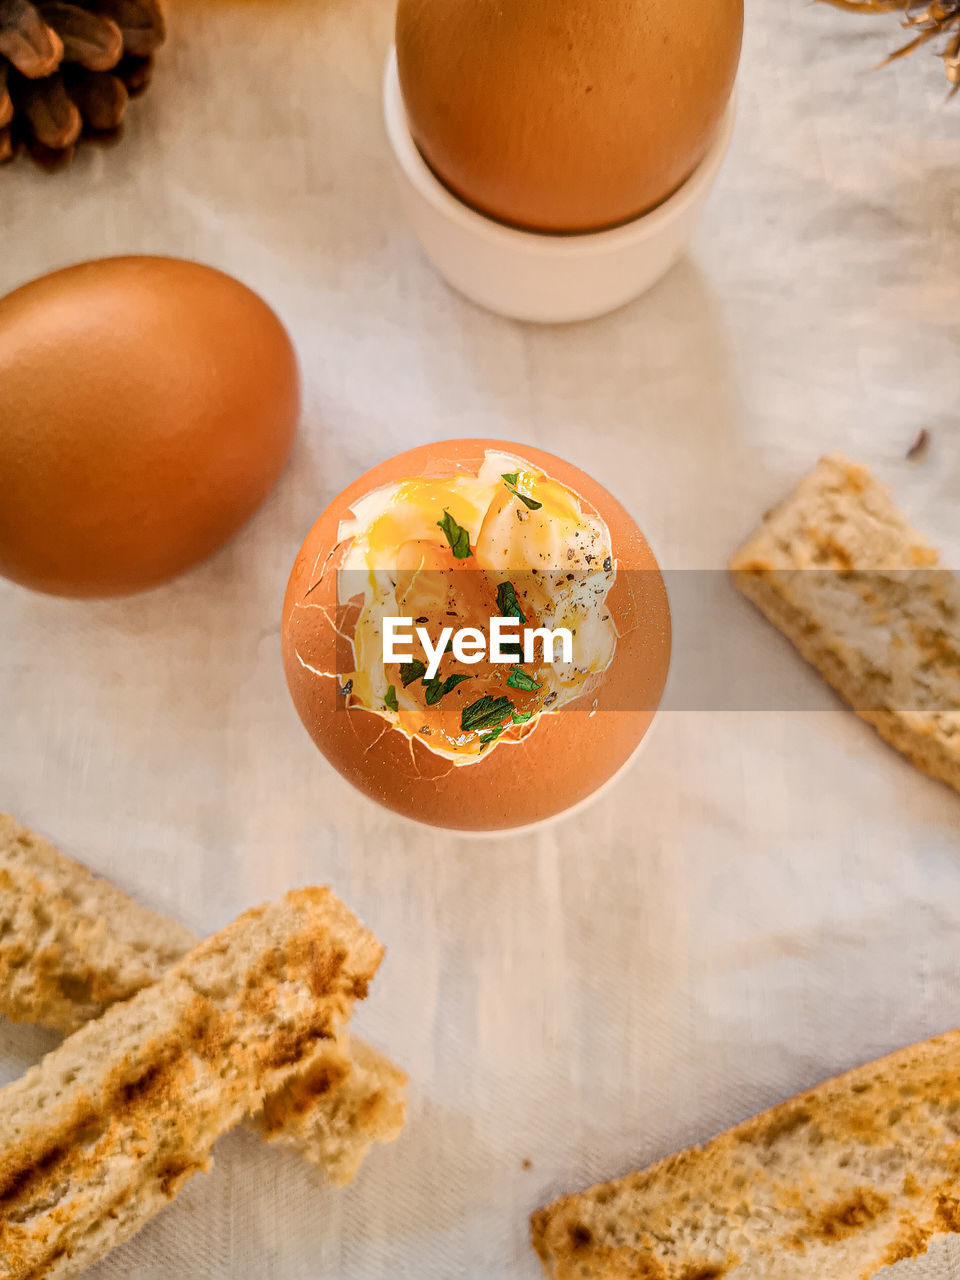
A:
[[0, 815, 406, 1188], [0, 888, 382, 1280], [729, 453, 960, 794], [532, 1029, 960, 1279], [0, 814, 196, 1031]]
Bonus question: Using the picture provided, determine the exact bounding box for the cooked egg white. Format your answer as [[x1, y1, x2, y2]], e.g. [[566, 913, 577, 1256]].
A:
[[335, 450, 618, 763]]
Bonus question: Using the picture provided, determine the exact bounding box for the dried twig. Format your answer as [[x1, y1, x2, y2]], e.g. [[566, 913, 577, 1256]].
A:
[[821, 0, 960, 91]]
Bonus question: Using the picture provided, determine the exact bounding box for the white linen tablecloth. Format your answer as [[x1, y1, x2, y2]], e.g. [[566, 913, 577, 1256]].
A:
[[3, 1, 960, 1275]]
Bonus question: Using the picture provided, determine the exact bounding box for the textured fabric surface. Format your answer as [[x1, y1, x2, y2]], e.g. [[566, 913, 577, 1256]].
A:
[[882, 1239, 960, 1278], [2, 0, 960, 1277]]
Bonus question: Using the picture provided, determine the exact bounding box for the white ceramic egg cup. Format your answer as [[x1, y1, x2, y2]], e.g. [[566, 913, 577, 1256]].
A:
[[383, 47, 737, 325]]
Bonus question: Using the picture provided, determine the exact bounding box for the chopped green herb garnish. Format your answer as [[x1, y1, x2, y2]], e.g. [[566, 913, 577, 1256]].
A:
[[507, 667, 540, 692], [505, 483, 542, 511], [399, 659, 427, 687], [461, 695, 514, 733], [442, 672, 471, 694], [437, 510, 472, 559], [423, 672, 472, 706], [501, 471, 542, 509], [496, 580, 526, 625], [384, 685, 399, 712], [479, 724, 505, 746], [512, 710, 533, 724]]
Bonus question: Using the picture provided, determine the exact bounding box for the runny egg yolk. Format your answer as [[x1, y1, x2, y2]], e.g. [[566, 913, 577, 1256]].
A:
[[336, 451, 617, 764]]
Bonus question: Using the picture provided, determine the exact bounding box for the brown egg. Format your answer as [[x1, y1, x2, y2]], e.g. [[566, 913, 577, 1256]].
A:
[[396, 0, 743, 233], [282, 439, 671, 832], [0, 257, 300, 597]]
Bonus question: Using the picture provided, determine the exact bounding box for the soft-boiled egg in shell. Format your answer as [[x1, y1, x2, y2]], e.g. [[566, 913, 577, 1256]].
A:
[[282, 440, 670, 832]]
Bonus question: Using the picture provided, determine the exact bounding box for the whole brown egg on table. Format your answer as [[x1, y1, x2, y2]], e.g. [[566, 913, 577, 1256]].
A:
[[396, 0, 744, 234], [0, 257, 299, 597]]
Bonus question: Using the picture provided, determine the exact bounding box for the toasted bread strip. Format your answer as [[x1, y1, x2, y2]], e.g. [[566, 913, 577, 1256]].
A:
[[532, 1029, 960, 1279], [252, 1034, 406, 1185], [730, 453, 960, 794], [0, 887, 382, 1280], [0, 814, 196, 1031], [0, 814, 406, 1187]]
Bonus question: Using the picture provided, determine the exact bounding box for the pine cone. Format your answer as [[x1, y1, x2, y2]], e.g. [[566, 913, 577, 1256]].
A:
[[0, 0, 165, 165]]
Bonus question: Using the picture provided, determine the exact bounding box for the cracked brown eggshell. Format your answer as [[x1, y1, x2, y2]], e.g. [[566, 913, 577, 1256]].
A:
[[396, 0, 744, 233], [282, 439, 671, 832], [0, 257, 299, 597]]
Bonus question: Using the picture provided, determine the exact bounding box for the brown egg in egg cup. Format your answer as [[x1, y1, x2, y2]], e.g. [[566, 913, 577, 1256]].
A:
[[282, 439, 671, 833]]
